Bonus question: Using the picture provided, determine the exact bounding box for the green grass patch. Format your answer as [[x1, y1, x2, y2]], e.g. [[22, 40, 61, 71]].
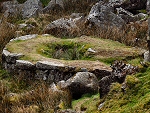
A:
[[37, 41, 93, 60]]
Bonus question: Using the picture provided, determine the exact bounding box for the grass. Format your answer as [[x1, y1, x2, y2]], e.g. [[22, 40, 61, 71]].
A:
[[5, 35, 143, 68], [38, 40, 92, 60]]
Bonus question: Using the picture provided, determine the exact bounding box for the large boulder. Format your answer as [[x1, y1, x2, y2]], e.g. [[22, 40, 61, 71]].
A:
[[2, 0, 43, 19], [59, 72, 99, 99], [22, 0, 43, 18], [2, 0, 22, 19], [85, 1, 125, 30], [43, 18, 80, 37], [1, 0, 18, 13]]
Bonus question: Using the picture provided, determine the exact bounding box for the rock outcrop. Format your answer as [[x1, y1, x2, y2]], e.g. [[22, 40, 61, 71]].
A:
[[2, 0, 43, 19], [99, 60, 138, 98], [43, 18, 80, 37], [2, 0, 22, 19], [85, 1, 125, 30], [22, 0, 43, 18], [58, 72, 99, 99]]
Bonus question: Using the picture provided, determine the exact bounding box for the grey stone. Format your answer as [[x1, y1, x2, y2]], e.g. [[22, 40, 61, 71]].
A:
[[57, 80, 66, 89], [109, 0, 124, 2], [80, 68, 88, 72], [87, 48, 96, 53], [47, 70, 55, 82], [2, 0, 43, 19], [36, 70, 48, 80], [43, 18, 79, 37], [2, 49, 11, 57], [86, 1, 125, 29], [3, 63, 16, 73], [15, 60, 35, 70], [64, 66, 76, 72], [117, 7, 147, 23], [144, 51, 150, 62], [10, 34, 38, 41], [1, 0, 19, 13], [3, 2, 22, 19], [147, 0, 150, 14], [62, 72, 99, 99], [36, 61, 65, 70], [22, 0, 43, 18], [2, 50, 23, 63], [98, 102, 105, 110], [50, 82, 59, 92], [43, 0, 64, 13]]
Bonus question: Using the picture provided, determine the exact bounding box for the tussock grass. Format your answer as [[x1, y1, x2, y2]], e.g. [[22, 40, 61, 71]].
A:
[[0, 17, 16, 63], [0, 69, 72, 113]]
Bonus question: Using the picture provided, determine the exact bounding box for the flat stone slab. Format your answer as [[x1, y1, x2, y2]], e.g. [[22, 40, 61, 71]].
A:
[[3, 49, 24, 63], [2, 49, 11, 57], [16, 60, 35, 70], [10, 34, 38, 41], [36, 61, 65, 70]]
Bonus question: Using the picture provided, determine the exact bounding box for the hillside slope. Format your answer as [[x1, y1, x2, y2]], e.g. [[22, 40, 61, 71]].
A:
[[72, 66, 150, 113]]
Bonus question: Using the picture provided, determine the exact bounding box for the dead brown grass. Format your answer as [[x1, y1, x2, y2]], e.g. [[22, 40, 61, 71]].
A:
[[83, 21, 148, 49], [0, 17, 16, 63], [0, 80, 9, 113], [0, 79, 72, 113]]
